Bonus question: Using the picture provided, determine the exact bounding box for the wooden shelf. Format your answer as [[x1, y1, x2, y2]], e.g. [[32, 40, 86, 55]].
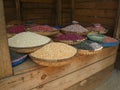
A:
[[0, 46, 118, 90], [13, 46, 117, 75], [13, 58, 44, 75]]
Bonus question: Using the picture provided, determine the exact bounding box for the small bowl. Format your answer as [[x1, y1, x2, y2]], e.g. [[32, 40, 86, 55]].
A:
[[12, 55, 28, 67]]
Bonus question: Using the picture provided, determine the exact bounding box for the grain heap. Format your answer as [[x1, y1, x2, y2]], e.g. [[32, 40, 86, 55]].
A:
[[73, 40, 103, 51], [29, 25, 57, 31], [55, 33, 86, 41], [7, 25, 26, 33], [103, 36, 118, 43], [61, 24, 88, 33], [86, 23, 107, 34], [30, 42, 77, 60], [8, 32, 51, 48]]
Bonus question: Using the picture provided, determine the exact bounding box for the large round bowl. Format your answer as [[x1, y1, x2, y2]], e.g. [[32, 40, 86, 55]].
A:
[[29, 53, 77, 67]]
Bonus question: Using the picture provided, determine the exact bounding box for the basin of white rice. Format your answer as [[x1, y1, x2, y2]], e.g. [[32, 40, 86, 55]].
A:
[[8, 32, 51, 48]]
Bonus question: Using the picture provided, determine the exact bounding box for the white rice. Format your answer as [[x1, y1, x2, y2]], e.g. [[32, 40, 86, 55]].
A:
[[8, 32, 51, 48]]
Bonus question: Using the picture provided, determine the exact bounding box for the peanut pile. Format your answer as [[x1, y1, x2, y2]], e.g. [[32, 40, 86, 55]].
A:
[[30, 42, 77, 60]]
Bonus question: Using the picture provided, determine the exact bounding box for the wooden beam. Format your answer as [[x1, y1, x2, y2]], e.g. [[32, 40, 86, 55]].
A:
[[71, 0, 75, 21], [57, 0, 62, 25], [114, 0, 120, 39], [15, 0, 22, 20], [0, 0, 12, 79]]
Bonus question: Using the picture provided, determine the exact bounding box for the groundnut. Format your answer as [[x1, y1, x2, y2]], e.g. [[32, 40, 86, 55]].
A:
[[30, 42, 77, 60]]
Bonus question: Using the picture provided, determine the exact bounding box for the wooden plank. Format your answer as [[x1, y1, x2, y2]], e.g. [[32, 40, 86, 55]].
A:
[[4, 0, 15, 7], [13, 59, 44, 75], [23, 19, 54, 25], [66, 65, 114, 90], [22, 9, 53, 14], [23, 14, 53, 20], [57, 0, 62, 25], [22, 3, 54, 9], [75, 16, 115, 25], [4, 8, 16, 13], [71, 0, 75, 21], [4, 0, 16, 22], [20, 0, 55, 3], [62, 22, 72, 26], [114, 0, 120, 39], [62, 13, 71, 18], [62, 9, 71, 13], [62, 17, 71, 23], [75, 9, 117, 18], [62, 0, 71, 3], [75, 1, 118, 9], [62, 4, 71, 9], [0, 0, 12, 79], [15, 0, 21, 20], [32, 54, 116, 90], [0, 47, 117, 90]]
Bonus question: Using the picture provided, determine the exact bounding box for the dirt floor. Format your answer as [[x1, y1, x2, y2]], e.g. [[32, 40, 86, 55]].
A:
[[95, 70, 120, 90]]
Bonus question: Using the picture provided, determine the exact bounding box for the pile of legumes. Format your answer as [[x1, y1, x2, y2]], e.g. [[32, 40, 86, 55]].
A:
[[103, 36, 118, 43], [73, 40, 103, 51], [55, 33, 86, 41], [8, 32, 51, 48], [7, 25, 26, 33], [61, 24, 88, 33], [30, 42, 77, 60], [30, 25, 57, 31], [86, 23, 107, 33]]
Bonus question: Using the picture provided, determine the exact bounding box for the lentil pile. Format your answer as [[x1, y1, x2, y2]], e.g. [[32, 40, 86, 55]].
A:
[[103, 36, 118, 43], [73, 40, 103, 51], [30, 25, 57, 31], [86, 23, 107, 33], [8, 32, 51, 48], [30, 42, 77, 60], [55, 33, 86, 41], [61, 24, 88, 33], [7, 25, 26, 33]]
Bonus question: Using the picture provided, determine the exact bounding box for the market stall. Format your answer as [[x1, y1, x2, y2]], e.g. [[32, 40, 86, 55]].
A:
[[0, 0, 120, 90]]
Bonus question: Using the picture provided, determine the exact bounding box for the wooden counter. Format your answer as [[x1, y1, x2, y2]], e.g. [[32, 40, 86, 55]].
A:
[[0, 46, 118, 90]]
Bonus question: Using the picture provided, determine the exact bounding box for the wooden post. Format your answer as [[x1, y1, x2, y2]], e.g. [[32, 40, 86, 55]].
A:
[[71, 0, 75, 22], [57, 0, 62, 25], [114, 0, 120, 39], [0, 0, 13, 79], [15, 0, 22, 20]]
